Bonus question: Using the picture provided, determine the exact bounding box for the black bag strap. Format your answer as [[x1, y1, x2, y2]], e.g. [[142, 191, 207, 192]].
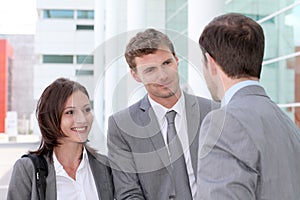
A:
[[22, 154, 48, 200]]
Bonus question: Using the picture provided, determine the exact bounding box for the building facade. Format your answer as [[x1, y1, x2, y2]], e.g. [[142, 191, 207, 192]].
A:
[[34, 0, 95, 99], [33, 0, 300, 143], [0, 35, 36, 135]]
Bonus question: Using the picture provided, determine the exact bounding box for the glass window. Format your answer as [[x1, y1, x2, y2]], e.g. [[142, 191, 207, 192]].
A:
[[77, 55, 94, 64], [76, 25, 94, 30], [75, 69, 94, 75], [244, 14, 275, 23], [225, 0, 299, 121], [166, 0, 188, 83], [43, 10, 74, 19], [77, 10, 94, 19], [43, 55, 73, 64]]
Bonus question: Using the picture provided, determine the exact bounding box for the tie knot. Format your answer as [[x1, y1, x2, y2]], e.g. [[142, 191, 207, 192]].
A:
[[166, 110, 176, 124]]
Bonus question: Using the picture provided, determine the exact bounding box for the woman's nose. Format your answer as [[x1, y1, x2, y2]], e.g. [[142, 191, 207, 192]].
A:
[[74, 111, 87, 123]]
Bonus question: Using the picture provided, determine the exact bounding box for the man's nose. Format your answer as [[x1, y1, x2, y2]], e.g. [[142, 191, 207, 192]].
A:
[[157, 67, 168, 81]]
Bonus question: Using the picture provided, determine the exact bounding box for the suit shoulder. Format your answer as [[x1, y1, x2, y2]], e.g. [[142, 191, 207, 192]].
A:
[[186, 93, 219, 109], [10, 156, 36, 183], [109, 98, 143, 121], [87, 148, 110, 166], [196, 96, 212, 105], [14, 156, 35, 170]]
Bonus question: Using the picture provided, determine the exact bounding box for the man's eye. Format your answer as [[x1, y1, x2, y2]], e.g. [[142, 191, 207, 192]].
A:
[[84, 107, 91, 113], [144, 68, 155, 73], [163, 61, 171, 65]]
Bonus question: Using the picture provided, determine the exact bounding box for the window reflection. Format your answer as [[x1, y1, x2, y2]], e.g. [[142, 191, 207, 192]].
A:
[[43, 10, 74, 19]]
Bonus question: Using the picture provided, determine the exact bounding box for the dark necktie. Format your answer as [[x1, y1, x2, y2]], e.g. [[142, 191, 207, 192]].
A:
[[165, 110, 192, 199]]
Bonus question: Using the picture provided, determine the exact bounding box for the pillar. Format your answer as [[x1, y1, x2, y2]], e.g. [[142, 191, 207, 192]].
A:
[[187, 0, 224, 98]]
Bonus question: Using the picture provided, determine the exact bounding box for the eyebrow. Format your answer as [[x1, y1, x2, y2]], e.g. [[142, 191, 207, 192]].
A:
[[163, 58, 173, 63], [63, 104, 90, 110], [140, 57, 174, 68]]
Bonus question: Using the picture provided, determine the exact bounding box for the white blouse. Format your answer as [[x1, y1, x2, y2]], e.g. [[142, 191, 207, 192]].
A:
[[53, 148, 99, 200]]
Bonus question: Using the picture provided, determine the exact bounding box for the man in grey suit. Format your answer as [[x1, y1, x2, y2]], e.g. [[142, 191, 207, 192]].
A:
[[107, 28, 216, 199], [197, 13, 300, 199]]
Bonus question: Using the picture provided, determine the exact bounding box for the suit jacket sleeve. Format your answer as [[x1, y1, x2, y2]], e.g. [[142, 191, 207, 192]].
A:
[[7, 157, 39, 200], [197, 110, 259, 200], [107, 115, 145, 200]]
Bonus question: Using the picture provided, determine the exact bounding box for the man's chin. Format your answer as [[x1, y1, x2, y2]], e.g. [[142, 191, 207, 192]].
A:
[[156, 90, 180, 99], [211, 94, 221, 102]]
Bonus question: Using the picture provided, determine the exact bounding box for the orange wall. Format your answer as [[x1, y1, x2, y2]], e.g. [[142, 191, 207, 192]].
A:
[[0, 40, 13, 133]]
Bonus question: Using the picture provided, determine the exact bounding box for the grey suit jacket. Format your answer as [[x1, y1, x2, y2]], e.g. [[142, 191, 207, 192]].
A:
[[7, 147, 114, 200], [197, 85, 300, 199], [107, 93, 215, 200]]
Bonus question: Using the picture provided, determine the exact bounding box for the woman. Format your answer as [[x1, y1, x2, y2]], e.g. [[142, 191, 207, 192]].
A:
[[7, 78, 114, 200]]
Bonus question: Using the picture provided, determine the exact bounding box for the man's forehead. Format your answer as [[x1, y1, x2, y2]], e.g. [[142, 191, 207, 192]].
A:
[[135, 54, 173, 69]]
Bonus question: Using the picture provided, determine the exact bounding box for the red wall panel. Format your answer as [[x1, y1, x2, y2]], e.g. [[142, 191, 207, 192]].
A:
[[0, 40, 13, 133]]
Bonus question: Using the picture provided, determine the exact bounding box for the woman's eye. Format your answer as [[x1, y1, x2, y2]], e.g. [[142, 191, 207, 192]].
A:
[[65, 110, 74, 115]]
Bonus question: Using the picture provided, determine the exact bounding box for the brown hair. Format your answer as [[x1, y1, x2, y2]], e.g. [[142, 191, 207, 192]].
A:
[[31, 78, 89, 159], [125, 28, 175, 70], [199, 13, 265, 79]]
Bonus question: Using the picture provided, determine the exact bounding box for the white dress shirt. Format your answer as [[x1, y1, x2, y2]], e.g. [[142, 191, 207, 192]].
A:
[[149, 93, 197, 199], [53, 148, 99, 200]]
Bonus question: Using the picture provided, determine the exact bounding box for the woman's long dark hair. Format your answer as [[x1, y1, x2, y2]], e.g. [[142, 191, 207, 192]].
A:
[[30, 78, 89, 161]]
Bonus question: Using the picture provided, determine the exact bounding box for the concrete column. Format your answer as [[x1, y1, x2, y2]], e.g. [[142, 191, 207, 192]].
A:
[[105, 0, 119, 39], [94, 0, 105, 49], [126, 0, 148, 107], [103, 0, 120, 139], [187, 0, 224, 98], [127, 0, 147, 31], [93, 0, 107, 153]]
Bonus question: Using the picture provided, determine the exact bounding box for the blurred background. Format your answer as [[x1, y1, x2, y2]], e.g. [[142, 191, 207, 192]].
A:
[[0, 0, 299, 198]]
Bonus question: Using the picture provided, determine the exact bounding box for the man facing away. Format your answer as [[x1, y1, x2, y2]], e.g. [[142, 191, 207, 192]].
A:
[[197, 13, 300, 200], [107, 28, 217, 200]]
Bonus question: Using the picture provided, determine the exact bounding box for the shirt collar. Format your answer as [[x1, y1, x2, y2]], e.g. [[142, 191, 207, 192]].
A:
[[53, 147, 88, 174], [148, 92, 185, 122], [78, 147, 89, 171], [53, 151, 63, 174], [221, 80, 260, 107]]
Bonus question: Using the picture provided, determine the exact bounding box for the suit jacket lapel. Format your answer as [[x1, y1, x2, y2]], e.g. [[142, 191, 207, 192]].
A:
[[87, 150, 109, 200], [184, 93, 201, 180], [139, 94, 202, 177], [139, 96, 173, 172]]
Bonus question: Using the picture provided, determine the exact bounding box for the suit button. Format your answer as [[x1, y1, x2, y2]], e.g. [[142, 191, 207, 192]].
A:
[[169, 195, 175, 199]]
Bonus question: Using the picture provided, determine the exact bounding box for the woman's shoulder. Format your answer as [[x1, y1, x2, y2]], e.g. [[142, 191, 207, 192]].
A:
[[9, 156, 36, 187], [13, 156, 35, 171], [85, 145, 110, 165]]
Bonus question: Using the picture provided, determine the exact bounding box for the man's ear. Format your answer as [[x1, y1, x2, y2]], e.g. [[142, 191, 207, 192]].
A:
[[130, 68, 142, 82], [205, 53, 218, 76], [173, 53, 179, 64]]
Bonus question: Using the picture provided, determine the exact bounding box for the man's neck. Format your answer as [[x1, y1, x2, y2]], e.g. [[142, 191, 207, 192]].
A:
[[149, 90, 182, 109]]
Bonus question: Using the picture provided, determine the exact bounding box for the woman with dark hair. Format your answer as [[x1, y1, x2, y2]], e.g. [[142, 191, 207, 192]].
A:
[[7, 78, 114, 200]]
